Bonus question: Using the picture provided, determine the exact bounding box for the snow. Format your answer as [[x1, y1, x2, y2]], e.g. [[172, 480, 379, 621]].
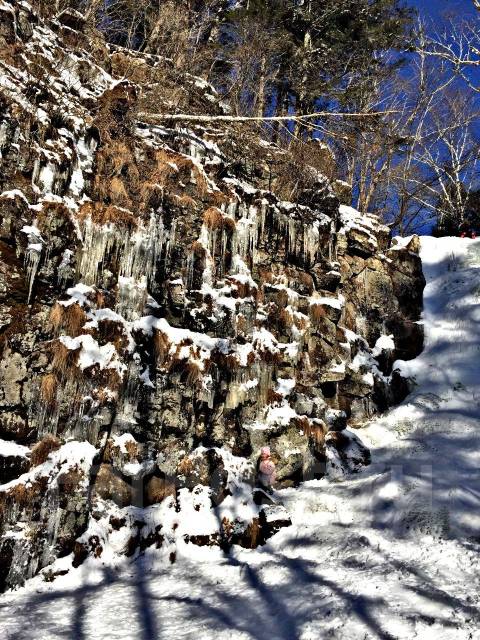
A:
[[59, 282, 95, 307], [0, 441, 96, 493], [20, 225, 42, 237], [391, 235, 414, 250], [275, 378, 296, 397], [59, 334, 127, 375], [136, 316, 230, 356], [139, 366, 155, 388], [111, 433, 137, 454], [310, 295, 343, 310], [0, 439, 29, 458], [0, 189, 29, 202], [2, 236, 479, 638], [265, 403, 297, 426], [372, 333, 395, 356]]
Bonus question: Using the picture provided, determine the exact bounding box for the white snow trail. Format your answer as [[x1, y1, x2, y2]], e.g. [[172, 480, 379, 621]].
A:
[[1, 237, 480, 640]]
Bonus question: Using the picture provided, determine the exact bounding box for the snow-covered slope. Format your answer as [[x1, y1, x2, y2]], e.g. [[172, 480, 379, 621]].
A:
[[0, 0, 427, 586], [1, 236, 479, 639]]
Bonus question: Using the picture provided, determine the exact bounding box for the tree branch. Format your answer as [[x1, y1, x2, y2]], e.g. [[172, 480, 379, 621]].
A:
[[137, 110, 399, 124]]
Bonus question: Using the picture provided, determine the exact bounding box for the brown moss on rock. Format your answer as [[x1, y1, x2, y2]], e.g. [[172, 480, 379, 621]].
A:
[[50, 340, 80, 376], [77, 202, 138, 229], [39, 373, 58, 408], [144, 475, 177, 506], [30, 434, 62, 467], [93, 463, 132, 507]]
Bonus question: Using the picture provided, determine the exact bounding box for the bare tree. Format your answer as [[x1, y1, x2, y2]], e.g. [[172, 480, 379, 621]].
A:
[[421, 1, 480, 94], [323, 25, 480, 234]]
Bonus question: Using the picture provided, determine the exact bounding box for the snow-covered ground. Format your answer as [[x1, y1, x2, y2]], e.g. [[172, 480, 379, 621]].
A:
[[1, 237, 480, 640]]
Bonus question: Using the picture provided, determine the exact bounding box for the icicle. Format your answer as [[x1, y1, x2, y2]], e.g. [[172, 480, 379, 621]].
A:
[[225, 369, 258, 410], [259, 200, 267, 241], [116, 275, 148, 321], [24, 249, 41, 304], [288, 218, 297, 255], [186, 252, 195, 290], [21, 224, 44, 304], [69, 135, 97, 197], [37, 162, 57, 194], [3, 535, 38, 589], [112, 359, 143, 434], [199, 372, 216, 409], [57, 248, 73, 287], [232, 205, 259, 261], [303, 221, 320, 265], [329, 218, 337, 262], [39, 486, 61, 568], [78, 210, 170, 316], [257, 365, 273, 409], [77, 217, 118, 285]]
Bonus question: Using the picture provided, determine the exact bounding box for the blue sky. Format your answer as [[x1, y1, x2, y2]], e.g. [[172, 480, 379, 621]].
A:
[[408, 0, 477, 21]]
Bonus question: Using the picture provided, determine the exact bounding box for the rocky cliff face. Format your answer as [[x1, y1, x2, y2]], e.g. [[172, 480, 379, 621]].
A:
[[0, 1, 425, 590]]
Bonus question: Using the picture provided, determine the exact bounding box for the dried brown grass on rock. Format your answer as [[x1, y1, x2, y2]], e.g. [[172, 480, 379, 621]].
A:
[[242, 518, 261, 548], [49, 303, 64, 334], [36, 201, 71, 234], [310, 303, 327, 324], [177, 456, 194, 476], [229, 278, 256, 300], [293, 415, 326, 447], [49, 303, 86, 337], [94, 463, 132, 507], [95, 290, 106, 308], [191, 240, 207, 258], [97, 142, 132, 176], [57, 467, 83, 493], [64, 303, 87, 336], [267, 388, 283, 405], [292, 270, 314, 294], [39, 373, 58, 408], [78, 202, 137, 229], [278, 307, 293, 331], [93, 83, 137, 143], [97, 319, 129, 353], [51, 341, 80, 376], [203, 207, 224, 230], [7, 477, 47, 509], [153, 330, 171, 366], [103, 437, 139, 464], [152, 150, 192, 188], [108, 176, 133, 208], [169, 194, 199, 210], [140, 181, 164, 210], [30, 434, 62, 468], [145, 475, 177, 506], [92, 368, 123, 394], [192, 165, 210, 198], [209, 190, 233, 208], [235, 314, 249, 335], [168, 359, 202, 386]]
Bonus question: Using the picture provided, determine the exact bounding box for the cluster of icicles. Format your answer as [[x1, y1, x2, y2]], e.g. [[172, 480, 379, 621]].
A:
[[77, 212, 177, 320]]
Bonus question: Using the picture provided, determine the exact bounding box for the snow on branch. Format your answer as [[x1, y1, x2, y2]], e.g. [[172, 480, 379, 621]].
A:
[[137, 110, 399, 125]]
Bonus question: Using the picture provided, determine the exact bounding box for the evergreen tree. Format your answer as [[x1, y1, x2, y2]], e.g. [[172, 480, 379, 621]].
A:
[[214, 1, 412, 131]]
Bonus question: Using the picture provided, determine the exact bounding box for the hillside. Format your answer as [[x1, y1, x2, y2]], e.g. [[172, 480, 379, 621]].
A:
[[0, 0, 430, 592], [0, 236, 479, 638]]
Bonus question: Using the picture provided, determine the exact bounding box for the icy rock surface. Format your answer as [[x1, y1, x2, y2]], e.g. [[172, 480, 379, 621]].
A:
[[0, 236, 479, 639], [0, 0, 424, 588]]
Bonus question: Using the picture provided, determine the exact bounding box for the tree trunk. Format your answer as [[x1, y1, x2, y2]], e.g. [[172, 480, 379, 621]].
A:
[[256, 54, 267, 118]]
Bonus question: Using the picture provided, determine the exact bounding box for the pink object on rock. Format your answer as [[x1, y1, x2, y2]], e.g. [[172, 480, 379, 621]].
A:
[[258, 453, 276, 487], [261, 446, 271, 457], [259, 459, 275, 476]]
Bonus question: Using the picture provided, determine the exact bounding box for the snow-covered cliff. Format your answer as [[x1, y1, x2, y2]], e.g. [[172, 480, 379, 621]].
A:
[[0, 1, 425, 589]]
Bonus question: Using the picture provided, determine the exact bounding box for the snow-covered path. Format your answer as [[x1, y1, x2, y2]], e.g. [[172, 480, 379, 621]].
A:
[[1, 237, 480, 640]]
